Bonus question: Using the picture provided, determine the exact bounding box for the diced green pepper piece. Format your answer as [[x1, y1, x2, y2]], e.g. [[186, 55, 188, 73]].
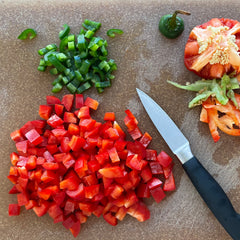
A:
[[77, 82, 92, 93], [79, 60, 91, 75], [52, 83, 63, 93], [59, 24, 70, 40]]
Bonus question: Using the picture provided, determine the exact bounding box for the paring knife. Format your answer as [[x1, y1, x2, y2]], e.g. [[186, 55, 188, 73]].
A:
[[136, 88, 240, 240]]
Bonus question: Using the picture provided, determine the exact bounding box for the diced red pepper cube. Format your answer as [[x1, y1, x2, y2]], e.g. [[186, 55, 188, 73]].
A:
[[62, 153, 75, 169], [25, 200, 37, 210], [124, 116, 138, 131], [88, 159, 100, 172], [92, 205, 104, 217], [108, 147, 120, 163], [106, 127, 119, 140], [145, 149, 157, 161], [115, 206, 127, 221], [127, 201, 150, 222], [33, 200, 50, 217], [20, 121, 35, 135], [61, 94, 74, 111], [137, 183, 150, 198], [110, 185, 124, 199], [147, 177, 163, 190], [42, 162, 59, 170], [9, 185, 20, 194], [157, 151, 173, 168], [78, 106, 90, 119], [68, 123, 80, 135], [39, 105, 52, 120], [75, 211, 87, 223], [43, 150, 54, 162], [79, 118, 96, 131], [47, 114, 64, 128], [66, 184, 85, 201], [83, 174, 98, 186], [163, 162, 174, 179], [149, 161, 163, 175], [104, 112, 115, 121], [53, 191, 66, 206], [84, 97, 99, 110], [139, 132, 152, 148], [10, 152, 19, 166], [140, 165, 152, 183], [128, 127, 142, 140], [60, 177, 79, 191], [85, 184, 100, 199], [60, 137, 71, 153], [163, 172, 176, 191], [70, 220, 81, 238], [10, 129, 24, 142], [46, 144, 58, 155], [64, 199, 75, 214], [17, 192, 29, 206], [128, 170, 141, 188], [99, 166, 124, 178], [75, 94, 84, 108], [48, 203, 63, 219], [46, 95, 61, 105], [101, 139, 114, 150], [103, 212, 118, 226], [25, 129, 43, 145], [126, 155, 147, 171], [114, 140, 127, 151], [8, 204, 20, 216], [113, 121, 126, 138], [68, 135, 86, 151], [150, 186, 166, 203], [64, 112, 77, 123], [26, 155, 37, 170], [124, 190, 138, 208], [125, 109, 137, 120], [16, 140, 28, 154], [75, 157, 88, 178], [55, 104, 64, 117]]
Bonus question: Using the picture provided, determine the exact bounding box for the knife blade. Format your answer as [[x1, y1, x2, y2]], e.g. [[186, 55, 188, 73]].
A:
[[136, 88, 240, 240]]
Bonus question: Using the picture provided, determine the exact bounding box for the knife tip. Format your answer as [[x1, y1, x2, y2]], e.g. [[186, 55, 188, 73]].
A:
[[136, 88, 142, 95]]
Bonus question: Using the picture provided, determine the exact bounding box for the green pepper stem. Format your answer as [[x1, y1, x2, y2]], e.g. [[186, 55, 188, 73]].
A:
[[169, 10, 191, 28]]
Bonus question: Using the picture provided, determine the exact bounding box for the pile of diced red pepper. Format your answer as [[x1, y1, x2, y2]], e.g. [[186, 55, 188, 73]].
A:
[[8, 94, 175, 237]]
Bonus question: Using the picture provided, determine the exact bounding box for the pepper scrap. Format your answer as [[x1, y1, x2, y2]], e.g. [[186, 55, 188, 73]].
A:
[[201, 96, 240, 142], [107, 29, 124, 38], [168, 75, 239, 108], [159, 10, 191, 39], [168, 75, 240, 142], [18, 28, 37, 40]]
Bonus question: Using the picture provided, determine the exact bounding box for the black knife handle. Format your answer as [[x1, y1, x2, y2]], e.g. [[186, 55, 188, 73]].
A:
[[183, 156, 240, 240]]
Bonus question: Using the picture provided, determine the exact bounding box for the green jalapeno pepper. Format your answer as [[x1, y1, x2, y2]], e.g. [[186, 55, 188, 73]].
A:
[[159, 10, 190, 39]]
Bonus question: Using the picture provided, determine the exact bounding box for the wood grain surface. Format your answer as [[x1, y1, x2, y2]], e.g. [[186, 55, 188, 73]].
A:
[[1, 0, 240, 239]]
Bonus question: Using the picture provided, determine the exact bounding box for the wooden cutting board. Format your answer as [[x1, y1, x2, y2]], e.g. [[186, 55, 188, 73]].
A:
[[1, 0, 240, 239]]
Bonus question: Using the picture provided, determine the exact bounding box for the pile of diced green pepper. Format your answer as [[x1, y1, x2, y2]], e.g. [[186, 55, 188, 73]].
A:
[[38, 20, 117, 93]]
